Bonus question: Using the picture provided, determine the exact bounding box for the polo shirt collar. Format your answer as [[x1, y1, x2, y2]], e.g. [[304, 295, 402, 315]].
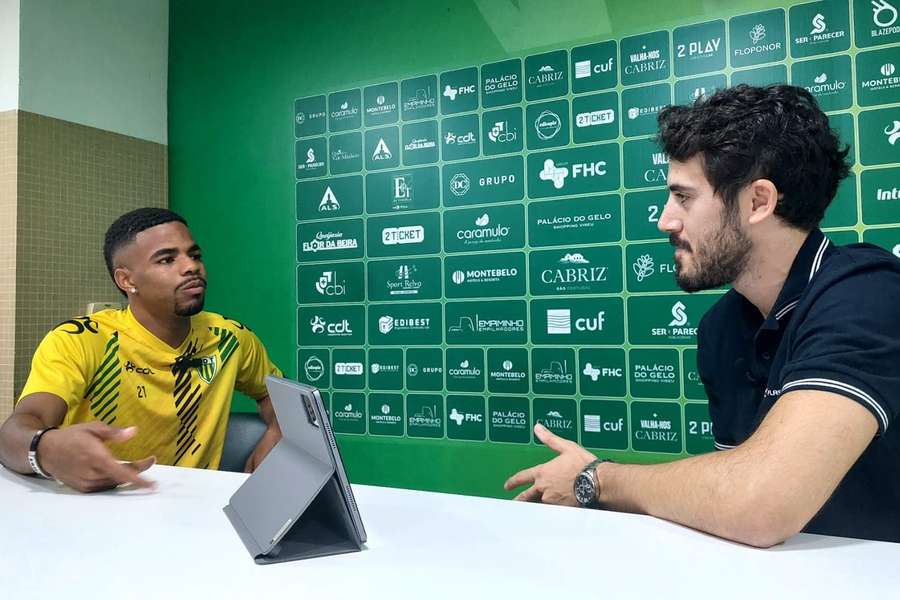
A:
[[759, 229, 830, 331]]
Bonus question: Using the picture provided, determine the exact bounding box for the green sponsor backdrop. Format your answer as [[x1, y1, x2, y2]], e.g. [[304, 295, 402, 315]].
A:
[[171, 0, 898, 501]]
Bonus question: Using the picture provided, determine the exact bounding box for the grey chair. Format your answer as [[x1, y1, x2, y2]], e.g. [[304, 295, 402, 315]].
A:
[[219, 411, 267, 472]]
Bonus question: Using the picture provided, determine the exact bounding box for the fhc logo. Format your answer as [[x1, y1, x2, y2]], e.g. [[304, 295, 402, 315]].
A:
[[539, 159, 607, 189]]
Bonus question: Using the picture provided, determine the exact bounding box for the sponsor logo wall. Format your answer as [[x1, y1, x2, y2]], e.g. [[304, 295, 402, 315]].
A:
[[294, 0, 900, 457]]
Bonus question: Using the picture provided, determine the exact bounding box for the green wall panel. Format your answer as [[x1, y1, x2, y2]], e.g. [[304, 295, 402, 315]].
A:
[[170, 0, 900, 499]]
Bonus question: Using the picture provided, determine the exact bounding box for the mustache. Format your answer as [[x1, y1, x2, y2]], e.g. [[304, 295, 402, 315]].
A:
[[669, 234, 691, 251], [177, 276, 207, 291]]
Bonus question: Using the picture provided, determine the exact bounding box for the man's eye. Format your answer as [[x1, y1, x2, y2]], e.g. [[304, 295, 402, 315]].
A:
[[192, 254, 203, 262], [159, 257, 174, 264]]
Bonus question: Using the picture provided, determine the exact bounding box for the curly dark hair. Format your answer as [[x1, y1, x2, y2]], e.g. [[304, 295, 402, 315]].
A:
[[103, 208, 188, 295], [657, 84, 851, 230]]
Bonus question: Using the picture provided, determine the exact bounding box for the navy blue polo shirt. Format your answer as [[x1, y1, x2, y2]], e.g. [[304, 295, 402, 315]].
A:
[[697, 229, 900, 543]]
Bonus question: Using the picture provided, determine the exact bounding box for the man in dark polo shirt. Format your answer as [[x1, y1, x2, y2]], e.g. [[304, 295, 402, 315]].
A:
[[505, 84, 900, 546]]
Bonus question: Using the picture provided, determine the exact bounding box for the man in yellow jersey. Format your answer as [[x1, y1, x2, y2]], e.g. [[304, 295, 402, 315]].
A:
[[0, 208, 283, 491]]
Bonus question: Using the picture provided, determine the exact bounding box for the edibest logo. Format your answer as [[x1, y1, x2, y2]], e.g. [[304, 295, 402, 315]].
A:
[[382, 225, 424, 245], [377, 315, 432, 334], [539, 158, 607, 189]]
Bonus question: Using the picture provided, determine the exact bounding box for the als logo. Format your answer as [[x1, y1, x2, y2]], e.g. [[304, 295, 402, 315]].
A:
[[315, 271, 346, 297], [318, 186, 341, 212], [372, 138, 393, 161]]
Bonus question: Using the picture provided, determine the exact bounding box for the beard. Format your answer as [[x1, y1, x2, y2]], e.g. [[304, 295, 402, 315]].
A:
[[174, 295, 205, 317], [673, 207, 751, 293]]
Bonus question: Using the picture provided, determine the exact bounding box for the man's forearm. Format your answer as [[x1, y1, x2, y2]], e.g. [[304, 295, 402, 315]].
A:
[[0, 413, 48, 474], [596, 449, 803, 547]]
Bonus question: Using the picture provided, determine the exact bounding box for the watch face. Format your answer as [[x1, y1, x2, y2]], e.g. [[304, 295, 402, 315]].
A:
[[575, 473, 595, 505]]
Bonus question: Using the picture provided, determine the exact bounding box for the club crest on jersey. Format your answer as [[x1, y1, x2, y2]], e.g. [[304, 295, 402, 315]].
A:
[[195, 356, 218, 384]]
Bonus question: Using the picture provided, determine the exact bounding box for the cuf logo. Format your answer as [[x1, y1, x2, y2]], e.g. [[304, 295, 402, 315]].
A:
[[196, 356, 218, 384]]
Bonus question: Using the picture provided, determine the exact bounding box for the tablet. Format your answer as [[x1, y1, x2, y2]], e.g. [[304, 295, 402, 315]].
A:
[[223, 376, 367, 563]]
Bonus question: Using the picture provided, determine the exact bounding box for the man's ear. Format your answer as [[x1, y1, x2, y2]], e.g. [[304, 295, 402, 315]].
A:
[[746, 178, 779, 225], [113, 267, 134, 295]]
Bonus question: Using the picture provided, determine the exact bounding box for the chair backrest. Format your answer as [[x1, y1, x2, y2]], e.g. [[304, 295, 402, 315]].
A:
[[219, 411, 267, 472]]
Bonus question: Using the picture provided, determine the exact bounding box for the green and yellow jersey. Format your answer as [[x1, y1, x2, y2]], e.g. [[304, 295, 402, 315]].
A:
[[19, 307, 282, 469]]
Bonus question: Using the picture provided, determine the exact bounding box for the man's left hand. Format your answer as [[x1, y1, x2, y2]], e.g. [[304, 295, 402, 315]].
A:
[[504, 423, 597, 506], [244, 426, 281, 473]]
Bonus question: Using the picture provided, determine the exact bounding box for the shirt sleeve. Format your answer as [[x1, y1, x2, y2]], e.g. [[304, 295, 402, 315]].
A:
[[233, 327, 282, 401], [696, 312, 736, 451], [18, 326, 95, 409], [779, 262, 900, 435]]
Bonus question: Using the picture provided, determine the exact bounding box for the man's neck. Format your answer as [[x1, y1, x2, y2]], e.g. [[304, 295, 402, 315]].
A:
[[129, 303, 191, 349], [732, 228, 809, 318]]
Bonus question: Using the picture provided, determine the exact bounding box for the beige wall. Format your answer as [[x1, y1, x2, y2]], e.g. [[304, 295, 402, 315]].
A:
[[1, 111, 167, 415], [0, 110, 17, 421]]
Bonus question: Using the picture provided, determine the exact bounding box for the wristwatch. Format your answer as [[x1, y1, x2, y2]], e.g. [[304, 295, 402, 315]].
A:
[[574, 458, 608, 508]]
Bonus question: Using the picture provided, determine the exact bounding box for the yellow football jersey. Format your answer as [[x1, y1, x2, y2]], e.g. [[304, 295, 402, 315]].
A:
[[19, 307, 282, 469]]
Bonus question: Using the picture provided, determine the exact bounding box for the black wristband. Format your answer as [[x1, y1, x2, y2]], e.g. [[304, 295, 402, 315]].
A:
[[27, 427, 58, 479]]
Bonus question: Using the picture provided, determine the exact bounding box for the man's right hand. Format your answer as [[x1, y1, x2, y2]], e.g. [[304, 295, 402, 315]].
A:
[[39, 423, 156, 493]]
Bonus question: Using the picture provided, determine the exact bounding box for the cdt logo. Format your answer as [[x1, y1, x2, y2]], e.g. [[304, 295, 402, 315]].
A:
[[309, 315, 353, 336]]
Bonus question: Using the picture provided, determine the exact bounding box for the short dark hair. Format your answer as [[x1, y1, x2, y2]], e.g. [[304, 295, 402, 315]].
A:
[[657, 84, 851, 230], [103, 208, 188, 293]]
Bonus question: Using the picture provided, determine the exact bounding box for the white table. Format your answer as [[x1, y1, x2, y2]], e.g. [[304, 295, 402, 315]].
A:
[[1, 464, 897, 599]]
